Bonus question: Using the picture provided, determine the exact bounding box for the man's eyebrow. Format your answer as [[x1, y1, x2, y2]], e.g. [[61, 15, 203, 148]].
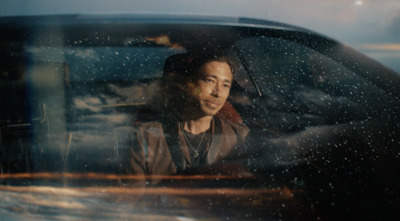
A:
[[224, 79, 232, 84]]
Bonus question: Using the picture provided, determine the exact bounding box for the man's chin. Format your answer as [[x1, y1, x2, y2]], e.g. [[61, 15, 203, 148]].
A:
[[201, 108, 221, 117]]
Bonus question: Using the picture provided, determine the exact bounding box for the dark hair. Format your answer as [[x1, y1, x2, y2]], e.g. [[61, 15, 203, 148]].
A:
[[163, 53, 235, 82], [186, 54, 235, 80]]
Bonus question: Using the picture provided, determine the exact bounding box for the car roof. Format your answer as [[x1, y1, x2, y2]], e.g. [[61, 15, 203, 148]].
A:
[[0, 14, 307, 29]]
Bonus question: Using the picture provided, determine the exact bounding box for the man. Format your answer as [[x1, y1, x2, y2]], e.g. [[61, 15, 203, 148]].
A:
[[129, 53, 249, 176]]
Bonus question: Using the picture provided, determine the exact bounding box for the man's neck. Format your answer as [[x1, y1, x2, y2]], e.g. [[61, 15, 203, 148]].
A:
[[183, 116, 213, 135]]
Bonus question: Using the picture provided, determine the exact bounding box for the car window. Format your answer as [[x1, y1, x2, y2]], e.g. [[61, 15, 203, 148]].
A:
[[1, 21, 400, 220], [30, 46, 183, 81], [1, 35, 186, 172], [234, 36, 397, 134]]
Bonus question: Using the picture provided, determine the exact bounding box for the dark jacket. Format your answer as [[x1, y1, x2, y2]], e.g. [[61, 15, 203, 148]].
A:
[[129, 117, 249, 175]]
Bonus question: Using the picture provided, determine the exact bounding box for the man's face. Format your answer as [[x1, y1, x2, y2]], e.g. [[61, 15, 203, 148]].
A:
[[186, 61, 233, 117]]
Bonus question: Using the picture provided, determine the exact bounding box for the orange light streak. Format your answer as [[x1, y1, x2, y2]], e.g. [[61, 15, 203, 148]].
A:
[[0, 185, 300, 197], [0, 172, 254, 180], [145, 35, 184, 49]]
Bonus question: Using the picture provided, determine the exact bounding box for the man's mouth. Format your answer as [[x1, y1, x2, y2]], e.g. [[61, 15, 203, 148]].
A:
[[204, 101, 221, 109]]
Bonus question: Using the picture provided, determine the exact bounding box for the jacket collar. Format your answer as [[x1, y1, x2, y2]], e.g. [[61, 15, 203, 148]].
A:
[[177, 117, 222, 166]]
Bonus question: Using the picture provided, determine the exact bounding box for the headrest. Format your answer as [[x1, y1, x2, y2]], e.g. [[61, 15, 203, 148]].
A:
[[163, 53, 192, 77]]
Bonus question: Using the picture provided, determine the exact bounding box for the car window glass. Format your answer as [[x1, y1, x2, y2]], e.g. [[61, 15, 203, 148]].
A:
[[30, 46, 184, 80], [1, 22, 400, 220], [1, 43, 185, 173], [234, 36, 397, 134]]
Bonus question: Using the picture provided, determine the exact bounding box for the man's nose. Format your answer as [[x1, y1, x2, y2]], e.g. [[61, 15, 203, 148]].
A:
[[211, 85, 221, 97]]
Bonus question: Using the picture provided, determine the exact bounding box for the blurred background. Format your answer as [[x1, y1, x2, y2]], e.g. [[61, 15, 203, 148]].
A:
[[1, 0, 399, 73]]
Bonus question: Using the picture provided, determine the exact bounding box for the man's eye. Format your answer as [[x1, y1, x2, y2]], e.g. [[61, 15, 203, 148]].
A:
[[206, 79, 214, 83], [224, 84, 231, 88]]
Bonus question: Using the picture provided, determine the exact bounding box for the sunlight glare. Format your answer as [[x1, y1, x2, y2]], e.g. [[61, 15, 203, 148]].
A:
[[354, 0, 363, 6]]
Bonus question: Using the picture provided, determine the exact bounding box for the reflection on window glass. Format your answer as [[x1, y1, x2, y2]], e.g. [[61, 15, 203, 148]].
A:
[[29, 45, 185, 173], [235, 37, 395, 134], [1, 22, 399, 220], [29, 46, 185, 81]]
